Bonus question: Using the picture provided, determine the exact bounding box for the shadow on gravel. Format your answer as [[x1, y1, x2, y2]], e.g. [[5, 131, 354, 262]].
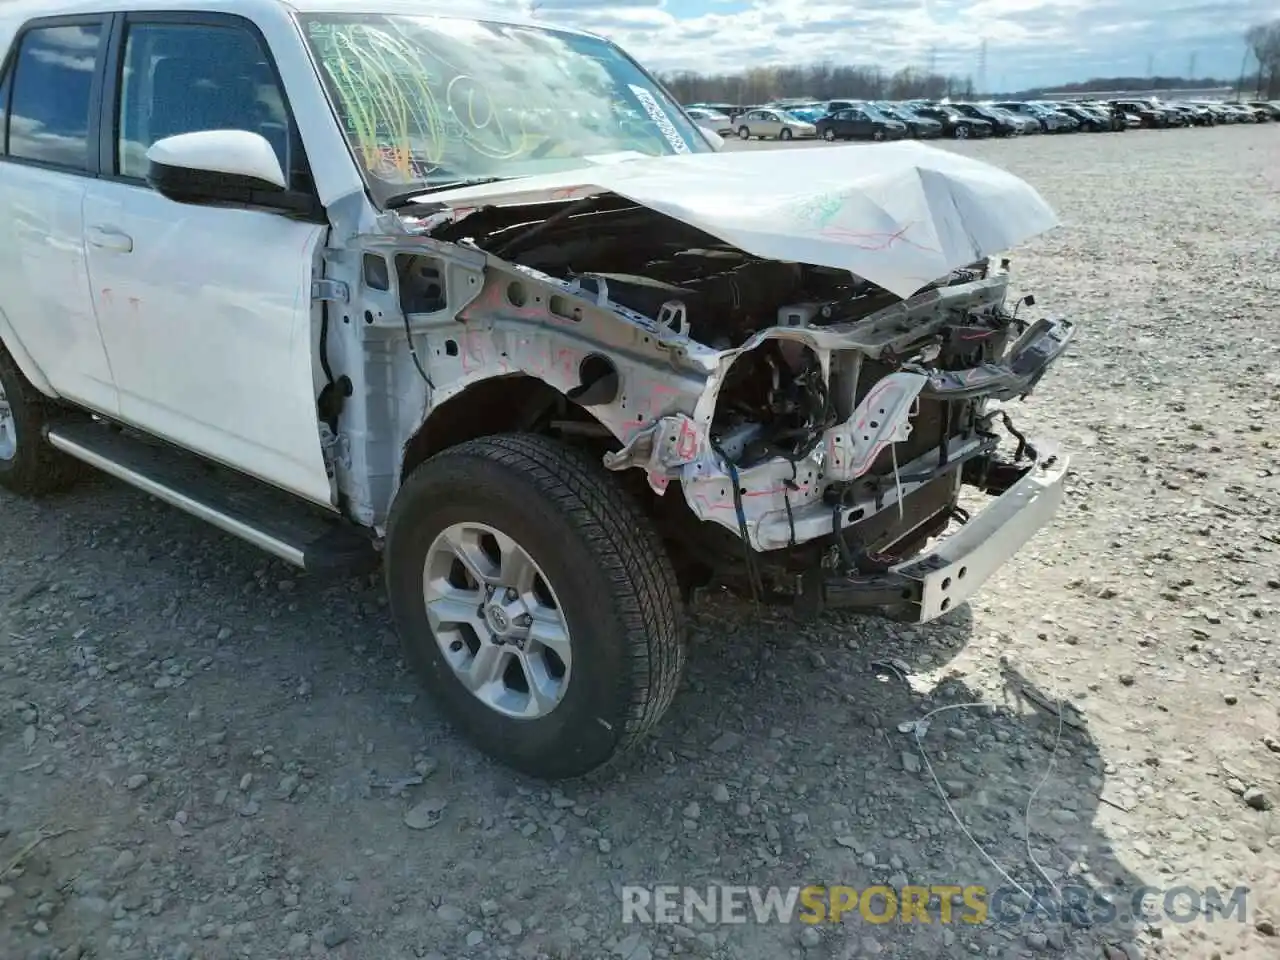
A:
[[611, 595, 1149, 958]]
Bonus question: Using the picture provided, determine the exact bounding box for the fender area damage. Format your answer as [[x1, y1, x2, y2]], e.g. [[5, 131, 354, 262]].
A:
[[326, 176, 1073, 621]]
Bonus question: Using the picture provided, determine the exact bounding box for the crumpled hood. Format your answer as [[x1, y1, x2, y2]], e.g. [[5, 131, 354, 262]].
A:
[[410, 141, 1059, 299]]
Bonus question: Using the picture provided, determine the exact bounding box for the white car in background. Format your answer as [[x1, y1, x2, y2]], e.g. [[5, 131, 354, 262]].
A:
[[684, 107, 734, 136], [734, 108, 817, 140]]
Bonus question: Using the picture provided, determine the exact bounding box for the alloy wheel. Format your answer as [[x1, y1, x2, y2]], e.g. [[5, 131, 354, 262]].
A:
[[0, 377, 16, 461], [423, 521, 571, 720]]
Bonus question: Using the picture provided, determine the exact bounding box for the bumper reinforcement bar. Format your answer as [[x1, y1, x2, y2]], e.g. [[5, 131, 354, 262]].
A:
[[801, 440, 1069, 622]]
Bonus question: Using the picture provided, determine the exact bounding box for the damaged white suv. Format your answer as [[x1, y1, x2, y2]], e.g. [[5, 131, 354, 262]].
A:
[[0, 0, 1074, 778]]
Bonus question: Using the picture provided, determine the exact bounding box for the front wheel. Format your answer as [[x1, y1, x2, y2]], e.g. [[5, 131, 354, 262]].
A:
[[872, 129, 886, 141], [385, 433, 686, 780], [779, 127, 793, 141], [0, 346, 84, 496], [737, 126, 751, 140], [953, 125, 969, 139], [822, 127, 836, 141]]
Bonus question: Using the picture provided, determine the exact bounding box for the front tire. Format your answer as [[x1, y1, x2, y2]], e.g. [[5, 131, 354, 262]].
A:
[[737, 126, 751, 140], [953, 125, 969, 139], [822, 127, 836, 141], [0, 345, 84, 496], [779, 127, 793, 141], [385, 433, 686, 780]]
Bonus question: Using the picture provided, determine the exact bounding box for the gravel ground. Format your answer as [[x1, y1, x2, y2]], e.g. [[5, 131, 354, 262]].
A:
[[2, 125, 1279, 960]]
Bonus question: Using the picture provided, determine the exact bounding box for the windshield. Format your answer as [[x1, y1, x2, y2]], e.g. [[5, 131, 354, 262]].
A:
[[297, 13, 710, 205]]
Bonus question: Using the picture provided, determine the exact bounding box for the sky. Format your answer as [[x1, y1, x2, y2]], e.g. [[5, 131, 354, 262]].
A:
[[513, 0, 1274, 92]]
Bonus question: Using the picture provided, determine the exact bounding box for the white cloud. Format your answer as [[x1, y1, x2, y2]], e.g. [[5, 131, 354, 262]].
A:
[[506, 0, 1275, 91]]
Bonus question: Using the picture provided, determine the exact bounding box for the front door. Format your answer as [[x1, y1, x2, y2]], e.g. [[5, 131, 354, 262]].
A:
[[81, 12, 333, 506], [757, 111, 783, 137], [845, 110, 872, 137]]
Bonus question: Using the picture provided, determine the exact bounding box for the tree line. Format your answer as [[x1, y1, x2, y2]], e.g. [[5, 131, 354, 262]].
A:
[[1245, 19, 1280, 98], [659, 24, 1280, 107], [659, 65, 973, 107]]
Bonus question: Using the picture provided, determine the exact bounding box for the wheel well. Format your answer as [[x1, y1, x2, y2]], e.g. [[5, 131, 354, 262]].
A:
[[400, 374, 596, 482], [0, 321, 55, 397], [398, 374, 721, 593]]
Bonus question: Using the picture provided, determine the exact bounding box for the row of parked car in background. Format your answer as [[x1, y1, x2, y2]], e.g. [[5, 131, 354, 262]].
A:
[[682, 96, 1280, 143]]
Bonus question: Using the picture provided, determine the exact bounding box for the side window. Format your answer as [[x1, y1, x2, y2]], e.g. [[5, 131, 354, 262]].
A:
[[7, 23, 104, 170], [0, 70, 8, 153], [117, 21, 290, 181]]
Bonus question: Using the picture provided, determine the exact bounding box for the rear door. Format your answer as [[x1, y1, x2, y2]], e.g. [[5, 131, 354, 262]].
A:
[[757, 111, 782, 137], [80, 11, 333, 505], [0, 16, 119, 414], [921, 107, 949, 132]]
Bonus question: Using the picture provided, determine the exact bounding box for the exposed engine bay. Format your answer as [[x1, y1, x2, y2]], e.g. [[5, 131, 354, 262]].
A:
[[401, 191, 1074, 616], [434, 197, 910, 348], [430, 197, 1028, 467]]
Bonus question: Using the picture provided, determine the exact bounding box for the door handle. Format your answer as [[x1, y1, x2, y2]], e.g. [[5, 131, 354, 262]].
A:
[[86, 225, 133, 253]]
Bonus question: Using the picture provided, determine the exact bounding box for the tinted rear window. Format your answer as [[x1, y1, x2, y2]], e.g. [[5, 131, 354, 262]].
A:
[[7, 23, 103, 170]]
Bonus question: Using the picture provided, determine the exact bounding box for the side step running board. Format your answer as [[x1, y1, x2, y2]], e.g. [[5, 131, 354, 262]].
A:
[[46, 421, 379, 576]]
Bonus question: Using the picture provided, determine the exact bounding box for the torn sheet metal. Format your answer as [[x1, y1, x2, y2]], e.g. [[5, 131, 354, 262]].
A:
[[408, 141, 1059, 300], [824, 372, 928, 483], [603, 352, 941, 552]]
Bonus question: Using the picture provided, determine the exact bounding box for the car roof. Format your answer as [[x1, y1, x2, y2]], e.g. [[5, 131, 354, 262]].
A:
[[1, 0, 581, 36]]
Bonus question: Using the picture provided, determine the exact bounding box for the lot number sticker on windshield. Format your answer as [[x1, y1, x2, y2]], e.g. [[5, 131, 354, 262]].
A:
[[628, 84, 691, 154]]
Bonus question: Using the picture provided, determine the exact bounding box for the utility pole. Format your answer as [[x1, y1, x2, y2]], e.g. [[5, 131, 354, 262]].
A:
[[1237, 44, 1250, 98], [927, 45, 937, 75], [976, 38, 988, 97], [1145, 52, 1154, 78], [1187, 51, 1197, 80]]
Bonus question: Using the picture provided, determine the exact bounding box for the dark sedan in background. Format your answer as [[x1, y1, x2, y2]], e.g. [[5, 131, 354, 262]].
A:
[[815, 105, 909, 141], [1109, 98, 1174, 127], [950, 102, 1021, 136], [912, 104, 995, 139], [1054, 103, 1110, 131], [874, 103, 944, 138]]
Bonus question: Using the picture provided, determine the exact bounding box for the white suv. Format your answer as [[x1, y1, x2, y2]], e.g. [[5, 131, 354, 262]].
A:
[[0, 0, 1073, 779]]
